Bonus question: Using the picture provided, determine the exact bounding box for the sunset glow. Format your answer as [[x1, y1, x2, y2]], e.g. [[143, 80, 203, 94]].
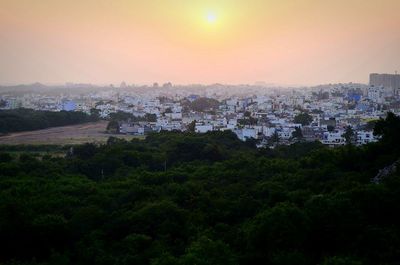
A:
[[0, 0, 399, 85]]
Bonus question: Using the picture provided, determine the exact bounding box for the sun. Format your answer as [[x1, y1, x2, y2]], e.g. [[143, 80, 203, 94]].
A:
[[206, 12, 217, 24]]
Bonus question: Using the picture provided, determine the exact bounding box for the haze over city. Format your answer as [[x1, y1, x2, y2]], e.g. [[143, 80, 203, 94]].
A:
[[1, 0, 399, 85]]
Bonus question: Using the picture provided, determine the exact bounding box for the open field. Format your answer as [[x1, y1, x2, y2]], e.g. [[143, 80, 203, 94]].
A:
[[0, 121, 142, 145]]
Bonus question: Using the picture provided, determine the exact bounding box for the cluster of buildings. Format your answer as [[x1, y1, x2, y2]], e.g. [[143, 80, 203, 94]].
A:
[[1, 73, 400, 148]]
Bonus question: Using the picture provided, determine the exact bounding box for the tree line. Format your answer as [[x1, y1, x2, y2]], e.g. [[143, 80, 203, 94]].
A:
[[0, 108, 99, 134]]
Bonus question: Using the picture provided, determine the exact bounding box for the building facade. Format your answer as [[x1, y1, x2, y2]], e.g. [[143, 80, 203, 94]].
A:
[[370, 73, 400, 95]]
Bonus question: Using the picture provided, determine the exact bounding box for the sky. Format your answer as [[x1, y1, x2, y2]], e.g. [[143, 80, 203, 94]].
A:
[[0, 0, 399, 86]]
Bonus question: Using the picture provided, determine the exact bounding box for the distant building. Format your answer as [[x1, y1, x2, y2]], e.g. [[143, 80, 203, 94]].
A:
[[356, 131, 377, 145], [321, 131, 346, 146], [7, 98, 20, 109], [187, 95, 200, 102], [62, 100, 76, 111], [234, 128, 258, 141], [370, 73, 400, 95], [319, 117, 336, 128], [195, 124, 213, 133], [347, 92, 362, 102], [367, 86, 385, 103], [162, 82, 172, 88], [120, 81, 127, 88]]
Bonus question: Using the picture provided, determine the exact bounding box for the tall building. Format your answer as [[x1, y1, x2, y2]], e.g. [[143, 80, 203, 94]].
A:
[[369, 73, 400, 96]]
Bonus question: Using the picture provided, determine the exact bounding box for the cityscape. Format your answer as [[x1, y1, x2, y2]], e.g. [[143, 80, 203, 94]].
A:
[[1, 1, 400, 265], [1, 72, 400, 147]]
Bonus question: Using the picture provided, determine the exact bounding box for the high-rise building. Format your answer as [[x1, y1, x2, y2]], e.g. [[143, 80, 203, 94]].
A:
[[369, 73, 400, 96]]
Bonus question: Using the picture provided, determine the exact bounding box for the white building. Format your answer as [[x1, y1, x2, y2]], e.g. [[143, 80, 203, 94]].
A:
[[321, 131, 346, 146], [234, 128, 257, 141], [356, 131, 377, 145], [367, 86, 385, 104], [195, 124, 213, 133]]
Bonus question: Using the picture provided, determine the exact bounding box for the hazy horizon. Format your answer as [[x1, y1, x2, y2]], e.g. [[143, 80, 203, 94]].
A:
[[1, 0, 399, 85], [0, 80, 373, 88]]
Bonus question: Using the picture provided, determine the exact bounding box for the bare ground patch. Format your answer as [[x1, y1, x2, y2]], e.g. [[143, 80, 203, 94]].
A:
[[0, 121, 142, 145]]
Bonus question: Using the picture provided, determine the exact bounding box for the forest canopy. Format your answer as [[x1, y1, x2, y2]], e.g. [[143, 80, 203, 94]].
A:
[[0, 113, 399, 265]]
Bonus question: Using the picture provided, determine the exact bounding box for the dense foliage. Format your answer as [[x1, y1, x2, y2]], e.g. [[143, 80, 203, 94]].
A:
[[0, 108, 98, 134], [183, 97, 220, 112], [0, 113, 400, 265], [294, 112, 313, 126]]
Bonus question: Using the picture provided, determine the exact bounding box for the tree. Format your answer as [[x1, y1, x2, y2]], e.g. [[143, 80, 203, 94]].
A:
[[245, 203, 310, 260], [271, 251, 309, 265], [0, 99, 6, 108], [187, 120, 196, 133], [374, 112, 400, 145], [189, 97, 220, 112], [2, 120, 400, 265], [109, 111, 134, 121], [321, 256, 362, 265], [107, 136, 126, 145], [342, 125, 355, 145], [89, 108, 100, 120], [270, 130, 280, 144], [291, 127, 303, 140], [364, 120, 378, 131], [294, 113, 313, 126], [238, 115, 258, 126], [72, 143, 97, 159], [145, 113, 157, 122], [0, 153, 13, 163], [179, 236, 238, 265], [107, 120, 119, 133], [0, 108, 94, 133]]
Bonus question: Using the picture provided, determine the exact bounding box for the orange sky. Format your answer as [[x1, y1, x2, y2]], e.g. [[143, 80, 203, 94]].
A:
[[0, 0, 399, 85]]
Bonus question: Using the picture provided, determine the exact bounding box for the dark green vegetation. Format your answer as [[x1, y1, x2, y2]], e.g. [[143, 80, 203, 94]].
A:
[[1, 113, 400, 265], [182, 97, 220, 112], [0, 109, 99, 134], [294, 112, 313, 126], [238, 111, 258, 126]]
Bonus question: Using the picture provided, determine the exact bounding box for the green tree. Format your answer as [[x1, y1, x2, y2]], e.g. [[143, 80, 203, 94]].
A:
[[292, 127, 303, 140], [294, 112, 313, 126], [89, 108, 100, 120], [246, 203, 310, 256], [189, 97, 220, 112], [342, 125, 355, 145], [270, 130, 280, 144], [179, 236, 237, 265], [187, 120, 196, 133], [0, 153, 13, 163], [107, 120, 119, 133], [271, 251, 309, 265], [0, 108, 94, 133], [145, 113, 157, 122], [321, 256, 362, 265], [374, 112, 400, 145]]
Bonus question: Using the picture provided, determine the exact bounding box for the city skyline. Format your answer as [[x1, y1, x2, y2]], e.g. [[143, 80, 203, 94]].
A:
[[1, 0, 399, 85]]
